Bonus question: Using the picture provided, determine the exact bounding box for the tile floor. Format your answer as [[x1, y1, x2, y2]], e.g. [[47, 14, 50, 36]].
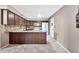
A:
[[0, 37, 70, 53]]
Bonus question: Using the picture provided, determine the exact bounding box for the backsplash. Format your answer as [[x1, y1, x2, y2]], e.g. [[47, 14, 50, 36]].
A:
[[4, 25, 26, 32]]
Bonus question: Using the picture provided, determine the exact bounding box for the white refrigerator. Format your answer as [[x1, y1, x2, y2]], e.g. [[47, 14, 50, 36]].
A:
[[42, 23, 48, 35]]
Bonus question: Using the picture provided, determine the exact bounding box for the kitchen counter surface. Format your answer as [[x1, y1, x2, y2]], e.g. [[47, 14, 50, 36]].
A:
[[5, 30, 46, 33], [9, 30, 47, 44]]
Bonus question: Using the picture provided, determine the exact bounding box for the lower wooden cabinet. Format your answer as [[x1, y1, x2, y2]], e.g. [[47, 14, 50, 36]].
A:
[[9, 32, 25, 44], [9, 32, 47, 44]]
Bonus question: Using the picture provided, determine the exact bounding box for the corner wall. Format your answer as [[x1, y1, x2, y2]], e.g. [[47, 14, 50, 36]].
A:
[[0, 9, 1, 48], [0, 9, 9, 48], [54, 5, 79, 53], [49, 17, 55, 39]]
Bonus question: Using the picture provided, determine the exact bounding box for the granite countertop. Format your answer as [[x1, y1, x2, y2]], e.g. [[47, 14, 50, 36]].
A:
[[5, 30, 46, 33]]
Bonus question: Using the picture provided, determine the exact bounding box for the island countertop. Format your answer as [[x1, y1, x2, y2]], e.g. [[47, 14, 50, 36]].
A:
[[9, 30, 47, 44], [5, 30, 46, 33]]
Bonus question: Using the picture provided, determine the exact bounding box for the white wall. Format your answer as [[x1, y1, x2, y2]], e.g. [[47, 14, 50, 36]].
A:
[[0, 9, 1, 48], [49, 17, 55, 38], [0, 9, 9, 47], [54, 5, 79, 53], [1, 26, 9, 47]]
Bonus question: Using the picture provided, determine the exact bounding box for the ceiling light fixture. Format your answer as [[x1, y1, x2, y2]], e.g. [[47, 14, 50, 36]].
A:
[[38, 14, 41, 18]]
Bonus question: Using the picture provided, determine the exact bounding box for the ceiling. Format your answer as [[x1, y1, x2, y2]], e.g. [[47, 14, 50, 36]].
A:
[[12, 5, 63, 21]]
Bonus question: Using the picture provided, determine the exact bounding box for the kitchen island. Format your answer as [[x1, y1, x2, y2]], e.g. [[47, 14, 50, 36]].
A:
[[9, 30, 47, 44]]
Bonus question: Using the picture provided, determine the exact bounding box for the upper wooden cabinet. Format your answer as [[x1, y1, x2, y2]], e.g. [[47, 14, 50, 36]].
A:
[[25, 20, 34, 27], [7, 10, 15, 25], [25, 20, 27, 26], [15, 14, 20, 25], [27, 21, 30, 26], [1, 9, 15, 25], [19, 17, 24, 26], [1, 9, 34, 26], [30, 21, 34, 26], [22, 18, 25, 26]]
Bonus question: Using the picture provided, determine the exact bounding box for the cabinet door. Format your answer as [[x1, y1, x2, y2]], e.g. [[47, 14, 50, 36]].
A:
[[27, 21, 29, 26], [40, 32, 46, 44], [19, 17, 24, 26], [9, 32, 25, 44], [17, 33, 25, 44], [31, 21, 34, 26], [27, 21, 31, 27], [23, 19, 26, 26], [7, 11, 15, 25], [22, 19, 25, 26], [15, 14, 19, 25]]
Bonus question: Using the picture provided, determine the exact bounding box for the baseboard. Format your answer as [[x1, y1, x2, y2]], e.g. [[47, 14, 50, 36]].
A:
[[56, 41, 71, 53], [1, 44, 9, 49]]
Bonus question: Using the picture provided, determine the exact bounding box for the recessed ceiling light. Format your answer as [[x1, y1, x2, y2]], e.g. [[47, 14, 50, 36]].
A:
[[37, 14, 41, 18]]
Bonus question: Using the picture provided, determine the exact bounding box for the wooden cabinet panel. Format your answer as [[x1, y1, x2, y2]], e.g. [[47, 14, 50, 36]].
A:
[[18, 33, 25, 44], [15, 14, 20, 25], [19, 17, 24, 26], [24, 19, 26, 25], [30, 21, 33, 26], [22, 19, 25, 26], [9, 32, 25, 44], [7, 11, 15, 25], [25, 21, 34, 27], [25, 20, 26, 25], [27, 21, 29, 26], [1, 9, 35, 26], [19, 17, 22, 25], [25, 20, 27, 26], [24, 33, 28, 43], [9, 32, 47, 44]]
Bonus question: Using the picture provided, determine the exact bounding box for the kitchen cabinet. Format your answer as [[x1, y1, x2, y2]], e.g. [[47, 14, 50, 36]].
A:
[[19, 17, 23, 25], [26, 21, 30, 28], [1, 9, 34, 26], [27, 21, 30, 26], [1, 9, 26, 26], [7, 10, 15, 25], [30, 21, 34, 26], [1, 9, 15, 25], [25, 20, 27, 25], [9, 32, 25, 44], [19, 17, 25, 26], [14, 14, 20, 25], [9, 32, 47, 44], [26, 21, 34, 26], [24, 19, 27, 26], [22, 19, 25, 26]]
